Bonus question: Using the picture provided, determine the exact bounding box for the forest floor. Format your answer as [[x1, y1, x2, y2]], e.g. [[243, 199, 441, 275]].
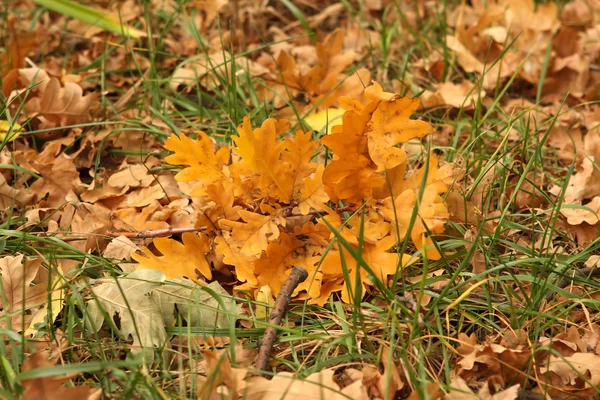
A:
[[2, 0, 600, 399]]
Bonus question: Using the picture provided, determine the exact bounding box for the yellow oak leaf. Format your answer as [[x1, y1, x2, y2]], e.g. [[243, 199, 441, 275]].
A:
[[111, 201, 172, 232], [195, 181, 242, 231], [321, 110, 384, 203], [367, 96, 430, 172], [382, 185, 450, 260], [319, 206, 390, 246], [255, 285, 275, 319], [253, 234, 304, 296], [302, 108, 345, 135], [164, 131, 230, 197], [218, 210, 284, 257], [289, 254, 323, 300], [229, 117, 290, 201], [324, 156, 384, 203], [320, 110, 369, 158], [132, 232, 211, 282], [365, 81, 396, 102], [292, 222, 331, 255], [298, 165, 328, 215], [321, 236, 414, 303], [214, 233, 258, 285], [283, 129, 319, 196], [305, 277, 344, 306]]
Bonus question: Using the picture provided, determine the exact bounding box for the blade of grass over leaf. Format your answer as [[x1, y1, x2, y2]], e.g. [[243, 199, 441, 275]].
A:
[[32, 0, 145, 38]]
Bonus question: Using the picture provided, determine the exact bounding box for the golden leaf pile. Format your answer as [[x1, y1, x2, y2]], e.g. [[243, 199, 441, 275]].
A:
[[134, 82, 457, 304]]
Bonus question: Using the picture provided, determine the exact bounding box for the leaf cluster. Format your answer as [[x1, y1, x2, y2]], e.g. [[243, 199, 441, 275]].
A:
[[134, 82, 459, 304]]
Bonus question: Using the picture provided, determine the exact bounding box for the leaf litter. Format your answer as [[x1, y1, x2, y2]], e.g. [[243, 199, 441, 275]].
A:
[[1, 0, 600, 398]]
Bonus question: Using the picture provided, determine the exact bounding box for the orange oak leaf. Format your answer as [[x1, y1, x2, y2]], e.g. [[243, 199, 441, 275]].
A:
[[229, 117, 291, 201], [319, 206, 390, 246], [266, 29, 372, 115], [218, 210, 285, 257], [214, 233, 258, 286], [195, 182, 242, 231], [321, 236, 414, 303], [20, 351, 101, 400], [298, 165, 328, 215], [387, 154, 456, 197], [164, 131, 230, 197], [367, 96, 430, 172], [283, 129, 319, 196], [253, 234, 304, 296], [381, 185, 450, 260], [132, 232, 211, 281], [111, 201, 173, 232], [321, 109, 384, 203]]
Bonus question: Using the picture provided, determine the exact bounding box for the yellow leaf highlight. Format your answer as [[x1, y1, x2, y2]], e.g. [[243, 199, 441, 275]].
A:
[[132, 232, 211, 282]]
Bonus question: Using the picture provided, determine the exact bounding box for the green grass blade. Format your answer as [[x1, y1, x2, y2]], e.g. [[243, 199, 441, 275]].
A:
[[33, 0, 145, 38]]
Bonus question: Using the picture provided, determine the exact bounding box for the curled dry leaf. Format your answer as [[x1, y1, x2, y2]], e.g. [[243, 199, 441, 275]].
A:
[[20, 350, 101, 400], [4, 68, 98, 134]]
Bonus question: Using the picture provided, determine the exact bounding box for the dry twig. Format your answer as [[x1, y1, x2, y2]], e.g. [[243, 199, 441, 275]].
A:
[[255, 266, 308, 375]]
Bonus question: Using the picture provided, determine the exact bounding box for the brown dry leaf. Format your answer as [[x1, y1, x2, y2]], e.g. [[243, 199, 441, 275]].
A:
[[540, 353, 600, 392], [0, 173, 33, 208], [103, 235, 137, 261], [456, 332, 530, 386], [171, 52, 269, 92], [29, 155, 84, 208], [4, 68, 98, 132], [445, 376, 519, 400], [242, 368, 369, 400], [20, 350, 101, 400], [111, 200, 174, 232], [421, 81, 486, 110], [0, 29, 39, 77], [107, 163, 156, 189], [0, 255, 47, 331]]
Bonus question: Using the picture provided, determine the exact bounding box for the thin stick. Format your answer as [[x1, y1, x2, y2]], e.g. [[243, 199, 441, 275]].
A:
[[105, 227, 205, 239], [255, 266, 308, 375]]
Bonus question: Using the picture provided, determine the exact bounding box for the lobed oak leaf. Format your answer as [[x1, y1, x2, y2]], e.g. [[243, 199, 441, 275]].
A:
[[5, 68, 98, 132], [382, 185, 449, 260], [321, 109, 384, 203], [305, 277, 344, 307], [262, 28, 371, 117], [289, 254, 323, 300], [164, 131, 230, 197], [230, 117, 291, 201], [111, 200, 173, 232], [541, 352, 600, 389], [242, 367, 369, 400], [195, 181, 242, 231], [218, 210, 284, 257], [321, 235, 414, 303], [29, 155, 84, 208], [367, 97, 430, 172], [320, 110, 369, 157], [283, 129, 319, 195], [132, 232, 211, 281], [298, 165, 328, 215], [253, 234, 305, 296], [326, 157, 385, 203], [0, 255, 47, 331], [86, 269, 168, 353], [215, 233, 258, 286], [20, 351, 101, 400], [373, 154, 456, 199], [365, 81, 397, 102], [107, 163, 156, 189]]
